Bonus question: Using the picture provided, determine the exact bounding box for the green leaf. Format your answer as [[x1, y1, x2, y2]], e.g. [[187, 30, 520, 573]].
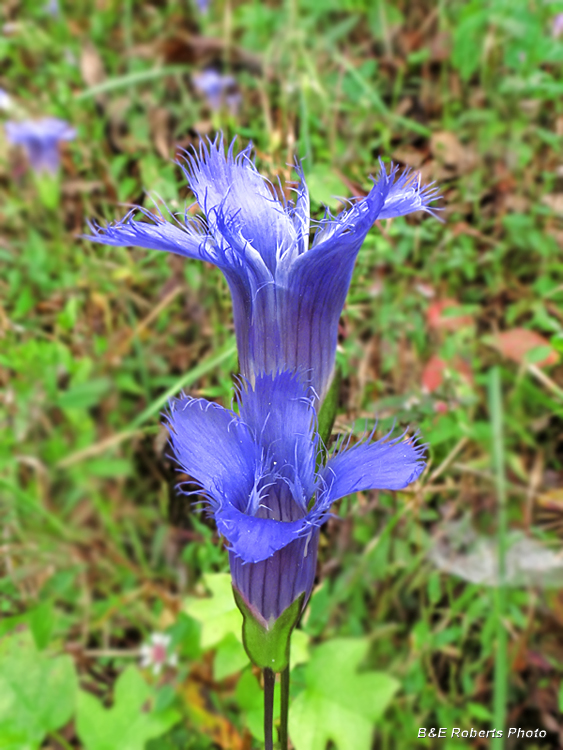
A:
[[28, 600, 56, 650], [317, 368, 341, 452], [0, 630, 77, 750], [76, 665, 180, 750], [57, 378, 111, 411], [289, 639, 399, 750], [213, 633, 249, 681], [468, 702, 493, 722], [291, 628, 311, 667], [185, 573, 310, 676], [233, 588, 304, 672], [305, 164, 349, 210], [184, 573, 243, 650]]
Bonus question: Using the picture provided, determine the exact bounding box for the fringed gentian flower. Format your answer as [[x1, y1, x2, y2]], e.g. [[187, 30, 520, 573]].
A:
[[192, 70, 239, 113], [166, 370, 425, 658], [85, 137, 440, 404], [4, 118, 75, 174]]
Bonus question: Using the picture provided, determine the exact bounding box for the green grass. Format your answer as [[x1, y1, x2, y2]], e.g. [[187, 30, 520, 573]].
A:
[[1, 0, 563, 748]]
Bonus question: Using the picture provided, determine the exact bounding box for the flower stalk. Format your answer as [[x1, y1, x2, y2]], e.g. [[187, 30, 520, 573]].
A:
[[280, 664, 290, 750], [263, 668, 276, 750]]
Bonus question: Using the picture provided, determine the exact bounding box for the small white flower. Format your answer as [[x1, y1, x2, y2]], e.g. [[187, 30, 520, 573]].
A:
[[0, 89, 12, 111], [139, 633, 177, 675]]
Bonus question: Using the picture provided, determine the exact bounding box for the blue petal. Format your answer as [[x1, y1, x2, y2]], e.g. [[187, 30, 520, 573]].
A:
[[285, 160, 310, 255], [267, 177, 388, 401], [83, 204, 216, 262], [178, 136, 297, 273], [229, 529, 319, 623], [216, 504, 308, 563], [165, 396, 258, 512], [377, 161, 442, 220], [317, 429, 426, 512], [238, 371, 319, 512]]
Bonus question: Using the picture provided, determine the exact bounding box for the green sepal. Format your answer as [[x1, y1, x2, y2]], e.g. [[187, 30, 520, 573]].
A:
[[34, 172, 61, 210], [232, 587, 304, 673], [317, 367, 341, 459]]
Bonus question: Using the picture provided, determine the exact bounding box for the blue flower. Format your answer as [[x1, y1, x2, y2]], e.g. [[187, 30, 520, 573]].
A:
[[85, 136, 440, 403], [166, 370, 425, 624], [192, 70, 239, 113], [5, 118, 75, 175], [44, 0, 59, 16]]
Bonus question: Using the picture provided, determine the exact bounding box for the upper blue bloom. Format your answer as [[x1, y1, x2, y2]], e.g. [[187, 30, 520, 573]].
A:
[[166, 370, 425, 623], [85, 136, 440, 403], [5, 118, 75, 174]]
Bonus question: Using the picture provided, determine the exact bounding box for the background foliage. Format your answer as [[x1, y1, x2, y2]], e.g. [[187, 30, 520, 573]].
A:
[[1, 0, 563, 748]]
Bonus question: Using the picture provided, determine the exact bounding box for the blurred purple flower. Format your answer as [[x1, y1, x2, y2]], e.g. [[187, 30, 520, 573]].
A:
[[195, 0, 210, 13], [85, 136, 440, 403], [44, 0, 60, 16], [5, 118, 75, 174], [553, 13, 563, 37], [167, 370, 425, 623], [192, 69, 238, 112]]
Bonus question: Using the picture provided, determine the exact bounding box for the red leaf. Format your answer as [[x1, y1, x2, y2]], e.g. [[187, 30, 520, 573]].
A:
[[422, 355, 446, 393], [427, 298, 473, 331], [422, 355, 474, 393], [495, 329, 559, 367]]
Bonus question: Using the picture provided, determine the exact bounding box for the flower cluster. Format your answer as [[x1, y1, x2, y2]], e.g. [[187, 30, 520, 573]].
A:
[[86, 136, 439, 639]]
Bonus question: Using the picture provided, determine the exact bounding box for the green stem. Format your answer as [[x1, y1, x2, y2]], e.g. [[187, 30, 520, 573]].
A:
[[50, 731, 73, 750], [280, 664, 290, 750], [264, 668, 275, 750], [489, 367, 507, 749]]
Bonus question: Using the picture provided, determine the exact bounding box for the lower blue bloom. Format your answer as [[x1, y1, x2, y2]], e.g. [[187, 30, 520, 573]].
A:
[[5, 118, 75, 174], [166, 371, 425, 625]]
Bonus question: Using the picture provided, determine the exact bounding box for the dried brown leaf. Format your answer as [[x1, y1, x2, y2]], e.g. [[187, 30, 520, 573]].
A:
[[80, 41, 106, 88]]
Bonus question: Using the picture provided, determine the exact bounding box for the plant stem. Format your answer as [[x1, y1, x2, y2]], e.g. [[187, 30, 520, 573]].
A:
[[264, 668, 275, 750], [50, 731, 73, 750], [280, 664, 290, 750], [489, 367, 507, 749]]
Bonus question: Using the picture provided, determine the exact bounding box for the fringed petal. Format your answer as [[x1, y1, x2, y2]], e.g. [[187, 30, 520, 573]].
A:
[[216, 504, 309, 563], [165, 395, 259, 513], [237, 371, 319, 510], [177, 135, 297, 273], [82, 203, 217, 262], [316, 428, 426, 515], [377, 161, 442, 220]]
